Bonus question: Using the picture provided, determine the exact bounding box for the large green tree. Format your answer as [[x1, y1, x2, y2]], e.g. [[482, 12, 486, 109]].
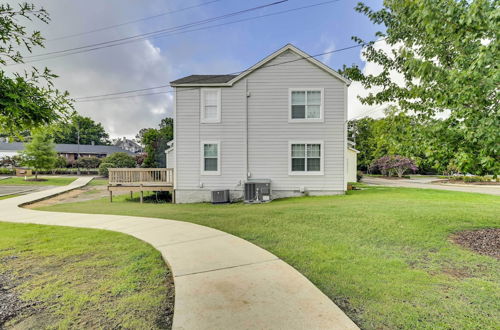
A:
[[19, 130, 57, 179], [137, 117, 173, 168], [344, 0, 499, 175], [52, 115, 110, 145], [0, 3, 72, 137]]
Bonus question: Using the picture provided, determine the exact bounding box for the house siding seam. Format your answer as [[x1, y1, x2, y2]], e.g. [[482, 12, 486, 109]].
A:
[[174, 49, 346, 203]]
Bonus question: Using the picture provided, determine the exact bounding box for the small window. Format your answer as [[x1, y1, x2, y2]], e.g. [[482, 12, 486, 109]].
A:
[[201, 89, 221, 123], [289, 142, 323, 175], [201, 141, 220, 175], [290, 89, 323, 121]]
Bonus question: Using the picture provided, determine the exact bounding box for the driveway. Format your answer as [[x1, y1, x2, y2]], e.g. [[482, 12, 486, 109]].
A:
[[0, 185, 55, 197], [362, 176, 500, 196]]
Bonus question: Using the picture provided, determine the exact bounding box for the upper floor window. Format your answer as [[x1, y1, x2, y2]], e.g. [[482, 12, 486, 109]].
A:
[[201, 88, 221, 123], [289, 88, 324, 122]]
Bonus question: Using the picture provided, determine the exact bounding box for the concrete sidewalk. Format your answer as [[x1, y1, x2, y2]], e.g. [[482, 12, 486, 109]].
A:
[[0, 177, 358, 330]]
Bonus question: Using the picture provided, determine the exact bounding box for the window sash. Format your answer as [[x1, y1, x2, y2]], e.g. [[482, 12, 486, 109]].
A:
[[203, 143, 218, 172], [290, 143, 321, 172], [291, 90, 322, 120], [201, 89, 220, 122]]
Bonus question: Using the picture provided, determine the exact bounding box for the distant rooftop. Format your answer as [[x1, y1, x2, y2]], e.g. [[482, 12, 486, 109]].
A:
[[0, 142, 133, 155], [170, 74, 237, 85]]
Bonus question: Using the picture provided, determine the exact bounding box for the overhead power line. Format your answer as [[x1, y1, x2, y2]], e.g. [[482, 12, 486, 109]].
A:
[[47, 0, 224, 42], [10, 0, 340, 66], [75, 39, 384, 102], [20, 0, 288, 60]]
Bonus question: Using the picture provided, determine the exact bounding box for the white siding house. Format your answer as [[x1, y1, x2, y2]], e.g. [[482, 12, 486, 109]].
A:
[[170, 44, 351, 203]]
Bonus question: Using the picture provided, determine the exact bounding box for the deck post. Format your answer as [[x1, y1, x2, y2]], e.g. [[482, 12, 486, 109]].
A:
[[109, 190, 113, 203], [130, 191, 133, 199], [140, 191, 143, 204]]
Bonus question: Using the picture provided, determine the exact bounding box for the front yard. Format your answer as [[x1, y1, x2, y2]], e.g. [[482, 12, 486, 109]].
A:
[[0, 222, 174, 329], [36, 185, 500, 329]]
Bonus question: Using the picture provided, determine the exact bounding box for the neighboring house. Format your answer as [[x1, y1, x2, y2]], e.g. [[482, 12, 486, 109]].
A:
[[114, 137, 143, 153], [347, 141, 360, 182], [0, 142, 133, 162], [170, 44, 353, 203]]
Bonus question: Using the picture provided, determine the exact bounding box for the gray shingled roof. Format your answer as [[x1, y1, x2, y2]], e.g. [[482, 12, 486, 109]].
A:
[[0, 142, 134, 155], [170, 74, 237, 85]]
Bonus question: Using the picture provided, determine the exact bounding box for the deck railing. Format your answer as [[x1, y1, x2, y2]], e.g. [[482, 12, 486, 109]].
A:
[[108, 168, 174, 186]]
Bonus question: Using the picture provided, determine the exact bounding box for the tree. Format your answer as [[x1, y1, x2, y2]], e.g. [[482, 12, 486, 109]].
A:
[[0, 3, 72, 137], [343, 0, 499, 175], [19, 131, 57, 179], [138, 117, 173, 168], [52, 115, 110, 145]]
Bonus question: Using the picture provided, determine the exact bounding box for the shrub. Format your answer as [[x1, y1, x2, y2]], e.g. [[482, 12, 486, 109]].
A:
[[0, 155, 22, 168], [102, 152, 135, 168], [76, 156, 101, 169], [370, 155, 418, 177], [0, 167, 14, 175], [54, 156, 67, 168], [98, 162, 115, 177], [357, 171, 363, 181]]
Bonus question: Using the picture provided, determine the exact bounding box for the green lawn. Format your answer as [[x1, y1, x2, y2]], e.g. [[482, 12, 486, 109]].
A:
[[87, 177, 108, 186], [0, 177, 76, 186], [0, 194, 20, 200], [0, 222, 174, 329], [38, 187, 499, 329]]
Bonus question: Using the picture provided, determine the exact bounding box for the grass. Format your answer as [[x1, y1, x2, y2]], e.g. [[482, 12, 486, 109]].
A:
[[0, 222, 174, 329], [0, 177, 76, 186], [87, 177, 109, 186], [0, 194, 20, 200], [39, 186, 500, 329]]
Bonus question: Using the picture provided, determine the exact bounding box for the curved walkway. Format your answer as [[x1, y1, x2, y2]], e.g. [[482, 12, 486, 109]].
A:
[[0, 177, 358, 330]]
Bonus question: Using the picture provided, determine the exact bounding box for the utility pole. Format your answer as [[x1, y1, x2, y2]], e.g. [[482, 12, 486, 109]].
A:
[[76, 123, 81, 176]]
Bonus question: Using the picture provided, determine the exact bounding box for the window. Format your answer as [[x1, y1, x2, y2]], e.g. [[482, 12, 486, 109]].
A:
[[201, 141, 220, 175], [289, 89, 323, 121], [201, 89, 221, 123], [289, 141, 323, 175]]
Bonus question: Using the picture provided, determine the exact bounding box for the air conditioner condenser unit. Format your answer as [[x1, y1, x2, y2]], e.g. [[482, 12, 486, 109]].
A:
[[244, 179, 271, 203]]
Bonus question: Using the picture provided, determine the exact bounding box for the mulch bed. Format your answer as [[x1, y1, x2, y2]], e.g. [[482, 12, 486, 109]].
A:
[[434, 179, 500, 185], [452, 229, 500, 259]]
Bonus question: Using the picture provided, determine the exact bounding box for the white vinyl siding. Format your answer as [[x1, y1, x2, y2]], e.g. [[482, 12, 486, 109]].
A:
[[289, 141, 324, 175], [175, 49, 346, 194], [289, 88, 324, 122], [200, 141, 220, 175], [200, 88, 221, 123]]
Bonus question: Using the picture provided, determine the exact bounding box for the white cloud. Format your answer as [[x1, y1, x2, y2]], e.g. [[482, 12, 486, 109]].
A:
[[348, 39, 406, 120], [4, 0, 196, 139]]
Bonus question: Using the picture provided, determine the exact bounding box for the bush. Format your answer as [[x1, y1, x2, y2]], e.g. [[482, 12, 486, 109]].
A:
[[370, 155, 418, 177], [0, 167, 14, 175], [102, 152, 135, 168], [98, 162, 115, 177], [357, 171, 363, 181], [76, 156, 101, 169], [54, 156, 67, 168]]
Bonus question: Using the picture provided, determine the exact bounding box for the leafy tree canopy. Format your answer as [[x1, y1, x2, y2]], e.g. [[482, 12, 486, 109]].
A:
[[344, 0, 499, 174], [137, 117, 173, 168], [0, 2, 72, 137], [51, 114, 110, 145], [19, 130, 57, 179]]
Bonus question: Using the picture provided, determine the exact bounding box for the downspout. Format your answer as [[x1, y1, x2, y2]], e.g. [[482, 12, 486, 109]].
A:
[[245, 79, 249, 179]]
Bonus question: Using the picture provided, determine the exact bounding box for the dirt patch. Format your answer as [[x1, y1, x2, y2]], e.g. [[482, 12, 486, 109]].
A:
[[24, 185, 128, 208], [0, 267, 39, 327], [451, 228, 500, 259]]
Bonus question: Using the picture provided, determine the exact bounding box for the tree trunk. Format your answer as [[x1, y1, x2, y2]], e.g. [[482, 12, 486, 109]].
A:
[[35, 170, 38, 180]]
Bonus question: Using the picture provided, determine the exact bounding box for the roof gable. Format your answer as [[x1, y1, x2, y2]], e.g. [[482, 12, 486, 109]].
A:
[[170, 44, 350, 87]]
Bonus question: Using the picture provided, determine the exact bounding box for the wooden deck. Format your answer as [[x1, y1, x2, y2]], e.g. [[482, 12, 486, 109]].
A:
[[108, 168, 174, 203]]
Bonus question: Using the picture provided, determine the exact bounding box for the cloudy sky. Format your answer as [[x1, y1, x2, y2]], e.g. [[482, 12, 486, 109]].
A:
[[7, 0, 386, 138]]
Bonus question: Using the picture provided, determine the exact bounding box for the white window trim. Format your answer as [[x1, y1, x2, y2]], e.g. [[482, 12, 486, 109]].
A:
[[200, 140, 221, 176], [288, 140, 324, 176], [288, 88, 324, 123], [200, 88, 221, 123]]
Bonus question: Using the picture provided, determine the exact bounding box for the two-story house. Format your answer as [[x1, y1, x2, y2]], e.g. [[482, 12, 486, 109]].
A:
[[169, 44, 350, 203]]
